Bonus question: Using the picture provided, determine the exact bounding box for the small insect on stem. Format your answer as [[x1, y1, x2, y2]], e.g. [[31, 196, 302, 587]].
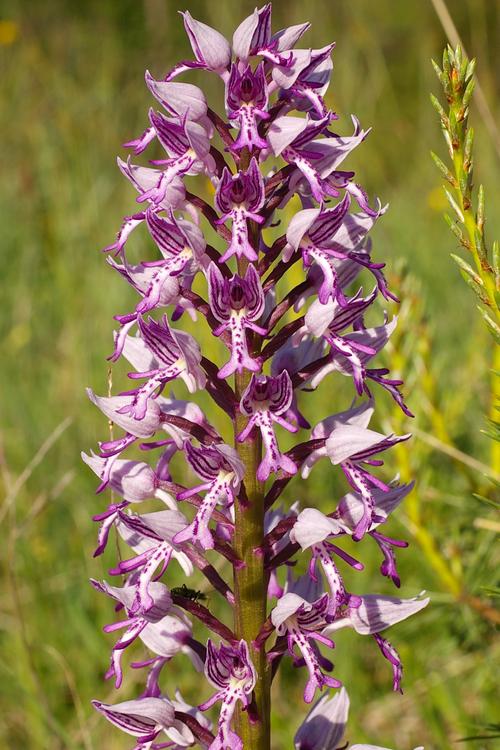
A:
[[171, 583, 208, 603]]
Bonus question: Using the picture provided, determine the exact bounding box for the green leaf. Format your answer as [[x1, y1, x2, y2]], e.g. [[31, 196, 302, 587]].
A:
[[473, 493, 500, 509], [458, 733, 500, 741], [430, 151, 456, 185], [477, 306, 500, 342], [460, 274, 491, 305], [459, 169, 470, 200], [476, 184, 484, 232], [465, 58, 476, 82], [473, 226, 488, 265], [448, 107, 459, 143], [493, 240, 499, 288], [462, 78, 475, 110], [464, 128, 474, 170], [444, 188, 464, 222], [450, 253, 483, 286], [444, 214, 466, 244], [431, 59, 444, 85], [481, 418, 500, 441], [443, 47, 451, 75], [443, 128, 454, 158], [430, 93, 447, 123], [459, 55, 469, 86]]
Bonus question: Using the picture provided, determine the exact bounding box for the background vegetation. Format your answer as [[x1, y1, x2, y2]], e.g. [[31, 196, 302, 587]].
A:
[[0, 1, 498, 748]]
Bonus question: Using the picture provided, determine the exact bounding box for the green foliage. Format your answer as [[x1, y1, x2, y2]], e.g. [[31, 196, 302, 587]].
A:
[[0, 2, 499, 749]]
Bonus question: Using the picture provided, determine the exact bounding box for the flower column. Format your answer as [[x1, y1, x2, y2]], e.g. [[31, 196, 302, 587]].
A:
[[233, 149, 270, 749]]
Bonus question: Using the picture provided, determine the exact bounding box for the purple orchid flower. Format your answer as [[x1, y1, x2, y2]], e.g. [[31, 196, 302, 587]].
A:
[[117, 316, 206, 420], [325, 424, 410, 541], [233, 4, 285, 67], [145, 72, 208, 122], [276, 44, 335, 117], [174, 442, 244, 550], [324, 592, 429, 637], [131, 116, 212, 207], [110, 510, 193, 615], [215, 158, 265, 262], [117, 156, 186, 212], [200, 640, 256, 750], [225, 63, 269, 152], [87, 7, 423, 748], [233, 4, 310, 69], [208, 262, 266, 377], [294, 686, 424, 750], [86, 388, 166, 459], [92, 697, 176, 744], [284, 200, 392, 304], [237, 371, 298, 481], [291, 508, 362, 618], [268, 112, 337, 201], [301, 290, 379, 393], [302, 404, 410, 540], [143, 210, 207, 276], [271, 593, 341, 703], [91, 579, 173, 688]]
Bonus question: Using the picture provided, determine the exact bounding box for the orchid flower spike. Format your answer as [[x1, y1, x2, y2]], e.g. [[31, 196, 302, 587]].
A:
[[87, 6, 422, 749]]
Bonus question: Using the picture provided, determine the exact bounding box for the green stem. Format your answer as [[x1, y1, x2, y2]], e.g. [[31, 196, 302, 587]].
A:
[[232, 147, 270, 749], [449, 106, 500, 474], [233, 367, 270, 748]]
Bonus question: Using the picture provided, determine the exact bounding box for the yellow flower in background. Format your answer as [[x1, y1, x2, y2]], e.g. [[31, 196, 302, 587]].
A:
[[0, 20, 19, 45]]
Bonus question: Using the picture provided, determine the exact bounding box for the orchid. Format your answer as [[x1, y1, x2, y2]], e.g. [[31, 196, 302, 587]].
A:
[[85, 6, 426, 749], [208, 262, 266, 377], [294, 687, 424, 750], [215, 159, 265, 262]]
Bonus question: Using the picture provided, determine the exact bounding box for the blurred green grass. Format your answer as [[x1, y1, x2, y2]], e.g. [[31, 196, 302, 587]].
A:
[[0, 1, 499, 748]]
